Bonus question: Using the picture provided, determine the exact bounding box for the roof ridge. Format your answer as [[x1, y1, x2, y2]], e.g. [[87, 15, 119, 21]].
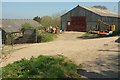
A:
[[80, 5, 118, 17], [81, 6, 117, 14]]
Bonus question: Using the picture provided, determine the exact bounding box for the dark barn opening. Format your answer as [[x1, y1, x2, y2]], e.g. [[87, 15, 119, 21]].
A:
[[66, 16, 86, 32]]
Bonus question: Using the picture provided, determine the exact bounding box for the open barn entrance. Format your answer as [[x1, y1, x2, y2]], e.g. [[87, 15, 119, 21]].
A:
[[66, 16, 86, 32]]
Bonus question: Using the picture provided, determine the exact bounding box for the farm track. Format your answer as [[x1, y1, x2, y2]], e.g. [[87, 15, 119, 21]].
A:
[[1, 31, 119, 78]]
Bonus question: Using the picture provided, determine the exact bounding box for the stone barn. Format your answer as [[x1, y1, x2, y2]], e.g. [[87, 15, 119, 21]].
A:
[[61, 5, 120, 32], [1, 19, 42, 44]]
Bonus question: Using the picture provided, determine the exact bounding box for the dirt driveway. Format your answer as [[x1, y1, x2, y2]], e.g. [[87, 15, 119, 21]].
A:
[[1, 31, 119, 78]]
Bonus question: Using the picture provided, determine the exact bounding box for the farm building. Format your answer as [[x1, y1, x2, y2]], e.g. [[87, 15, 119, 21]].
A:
[[61, 5, 120, 32], [1, 19, 42, 44]]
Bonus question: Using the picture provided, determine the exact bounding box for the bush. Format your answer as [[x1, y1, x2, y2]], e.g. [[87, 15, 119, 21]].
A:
[[36, 35, 42, 43], [21, 23, 34, 32], [5, 33, 14, 45], [5, 38, 12, 45], [2, 55, 81, 78], [41, 33, 57, 42], [37, 32, 57, 43]]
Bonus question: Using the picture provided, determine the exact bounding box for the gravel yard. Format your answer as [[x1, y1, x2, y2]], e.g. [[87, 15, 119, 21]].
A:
[[1, 31, 119, 78]]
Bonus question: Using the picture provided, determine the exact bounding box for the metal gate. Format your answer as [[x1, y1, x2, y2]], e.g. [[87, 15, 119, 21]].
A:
[[67, 16, 86, 32]]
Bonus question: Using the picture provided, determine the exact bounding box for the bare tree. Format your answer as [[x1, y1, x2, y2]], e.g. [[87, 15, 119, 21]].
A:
[[41, 16, 54, 28], [52, 10, 67, 27]]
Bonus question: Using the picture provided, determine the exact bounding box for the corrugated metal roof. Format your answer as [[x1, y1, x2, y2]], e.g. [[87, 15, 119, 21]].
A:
[[61, 5, 119, 18], [81, 6, 119, 17], [1, 19, 42, 33]]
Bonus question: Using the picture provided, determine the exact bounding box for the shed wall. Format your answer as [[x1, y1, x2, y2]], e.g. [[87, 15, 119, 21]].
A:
[[101, 17, 119, 32], [61, 6, 102, 31]]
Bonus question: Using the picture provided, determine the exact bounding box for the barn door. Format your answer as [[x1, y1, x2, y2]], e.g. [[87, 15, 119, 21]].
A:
[[67, 16, 86, 32], [66, 21, 71, 31]]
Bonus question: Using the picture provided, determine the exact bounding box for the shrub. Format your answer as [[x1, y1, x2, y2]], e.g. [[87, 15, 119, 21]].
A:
[[41, 33, 56, 42], [37, 34, 42, 43], [2, 55, 81, 78], [5, 38, 12, 45], [21, 23, 34, 31], [37, 32, 57, 43], [5, 33, 15, 45]]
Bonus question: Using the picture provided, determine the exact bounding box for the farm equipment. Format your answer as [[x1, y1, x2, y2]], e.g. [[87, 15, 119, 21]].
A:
[[89, 19, 116, 35]]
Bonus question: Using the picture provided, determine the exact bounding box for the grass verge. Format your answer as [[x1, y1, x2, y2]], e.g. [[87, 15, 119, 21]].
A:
[[80, 33, 99, 39], [80, 33, 114, 39]]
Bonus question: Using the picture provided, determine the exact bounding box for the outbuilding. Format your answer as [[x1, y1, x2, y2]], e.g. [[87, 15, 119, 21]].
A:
[[61, 5, 120, 32], [1, 19, 42, 44]]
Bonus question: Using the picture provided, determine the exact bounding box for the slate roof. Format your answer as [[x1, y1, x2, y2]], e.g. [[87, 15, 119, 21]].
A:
[[1, 19, 42, 33]]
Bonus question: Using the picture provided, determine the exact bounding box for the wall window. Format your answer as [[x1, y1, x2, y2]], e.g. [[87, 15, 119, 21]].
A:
[[67, 21, 71, 26]]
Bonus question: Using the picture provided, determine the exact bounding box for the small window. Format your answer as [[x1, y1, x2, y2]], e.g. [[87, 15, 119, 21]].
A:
[[67, 21, 71, 26]]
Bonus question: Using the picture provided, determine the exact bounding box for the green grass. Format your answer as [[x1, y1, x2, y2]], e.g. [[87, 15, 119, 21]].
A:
[[81, 33, 113, 39], [82, 33, 97, 37], [80, 33, 98, 39], [2, 55, 81, 79]]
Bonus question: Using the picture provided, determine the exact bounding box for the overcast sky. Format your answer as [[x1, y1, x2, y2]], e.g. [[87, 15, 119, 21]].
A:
[[2, 2, 119, 19]]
